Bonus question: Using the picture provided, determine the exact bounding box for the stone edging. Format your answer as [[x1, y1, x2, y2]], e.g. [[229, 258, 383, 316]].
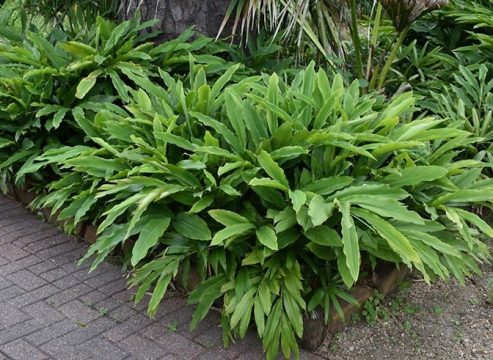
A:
[[8, 184, 411, 353]]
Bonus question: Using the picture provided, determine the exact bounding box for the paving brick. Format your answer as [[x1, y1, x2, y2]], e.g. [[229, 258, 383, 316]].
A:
[[72, 262, 115, 281], [103, 313, 152, 342], [48, 248, 86, 267], [38, 240, 83, 259], [59, 300, 102, 323], [0, 255, 42, 275], [55, 317, 116, 346], [193, 324, 223, 349], [225, 332, 264, 355], [160, 355, 182, 360], [0, 243, 29, 261], [8, 284, 58, 307], [27, 234, 72, 254], [7, 270, 48, 290], [83, 269, 123, 288], [147, 305, 194, 336], [0, 318, 45, 345], [111, 289, 133, 304], [23, 301, 65, 324], [143, 324, 205, 358], [80, 290, 109, 305], [28, 260, 60, 276], [46, 283, 92, 307], [0, 256, 8, 266], [0, 303, 31, 327], [13, 223, 55, 241], [98, 277, 128, 297], [2, 220, 46, 236], [76, 338, 128, 360], [52, 275, 82, 289], [0, 285, 25, 302], [107, 305, 138, 323], [41, 337, 92, 360], [0, 209, 29, 223], [119, 334, 169, 359], [0, 339, 49, 360], [40, 268, 69, 283], [25, 319, 79, 346], [154, 296, 188, 319], [193, 349, 233, 360], [0, 278, 11, 290]]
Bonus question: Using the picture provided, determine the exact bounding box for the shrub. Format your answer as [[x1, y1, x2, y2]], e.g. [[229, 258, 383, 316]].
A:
[[425, 64, 493, 163], [0, 15, 244, 191], [20, 63, 492, 359]]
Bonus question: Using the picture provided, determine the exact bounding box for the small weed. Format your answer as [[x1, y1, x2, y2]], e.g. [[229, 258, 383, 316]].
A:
[[75, 321, 86, 328], [453, 329, 464, 343], [99, 307, 108, 316], [388, 294, 408, 314], [452, 319, 461, 327], [362, 291, 389, 326], [399, 280, 412, 290], [329, 343, 338, 352], [487, 277, 493, 304], [403, 305, 420, 315], [166, 321, 178, 332], [469, 297, 480, 306], [432, 305, 443, 316], [402, 320, 412, 332], [351, 312, 361, 324]]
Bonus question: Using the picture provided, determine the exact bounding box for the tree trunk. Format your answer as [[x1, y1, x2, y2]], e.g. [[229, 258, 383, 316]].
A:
[[119, 0, 231, 39]]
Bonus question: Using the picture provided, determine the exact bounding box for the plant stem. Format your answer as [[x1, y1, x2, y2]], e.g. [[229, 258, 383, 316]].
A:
[[349, 0, 363, 80], [377, 25, 410, 91], [366, 2, 382, 81]]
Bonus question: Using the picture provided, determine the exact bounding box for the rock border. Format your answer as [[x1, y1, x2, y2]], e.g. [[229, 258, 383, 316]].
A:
[[8, 185, 411, 353]]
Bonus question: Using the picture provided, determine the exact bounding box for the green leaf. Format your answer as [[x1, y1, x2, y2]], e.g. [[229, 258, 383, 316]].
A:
[[289, 190, 306, 213], [305, 225, 342, 247], [249, 178, 288, 192], [339, 202, 360, 282], [352, 208, 421, 268], [302, 176, 354, 196], [336, 251, 355, 288], [76, 70, 101, 99], [148, 273, 172, 317], [256, 226, 278, 251], [174, 213, 211, 241], [189, 195, 214, 214], [131, 216, 171, 266], [211, 223, 255, 246], [308, 194, 334, 226], [344, 195, 424, 224], [208, 209, 250, 226], [453, 208, 493, 237], [230, 288, 255, 328], [257, 150, 289, 188], [383, 166, 448, 187]]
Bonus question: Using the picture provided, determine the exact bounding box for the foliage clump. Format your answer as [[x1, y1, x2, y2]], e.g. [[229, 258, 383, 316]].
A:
[[0, 4, 492, 360]]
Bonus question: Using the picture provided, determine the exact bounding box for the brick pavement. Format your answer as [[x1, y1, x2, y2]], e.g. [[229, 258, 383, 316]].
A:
[[0, 195, 322, 360]]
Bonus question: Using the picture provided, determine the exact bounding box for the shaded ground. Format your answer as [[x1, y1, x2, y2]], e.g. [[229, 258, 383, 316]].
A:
[[316, 241, 493, 360]]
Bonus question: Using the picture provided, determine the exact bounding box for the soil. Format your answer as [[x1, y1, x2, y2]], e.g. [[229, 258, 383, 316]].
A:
[[315, 241, 493, 360]]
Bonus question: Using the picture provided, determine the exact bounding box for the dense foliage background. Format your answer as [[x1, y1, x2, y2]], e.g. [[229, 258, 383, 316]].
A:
[[0, 1, 492, 359]]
